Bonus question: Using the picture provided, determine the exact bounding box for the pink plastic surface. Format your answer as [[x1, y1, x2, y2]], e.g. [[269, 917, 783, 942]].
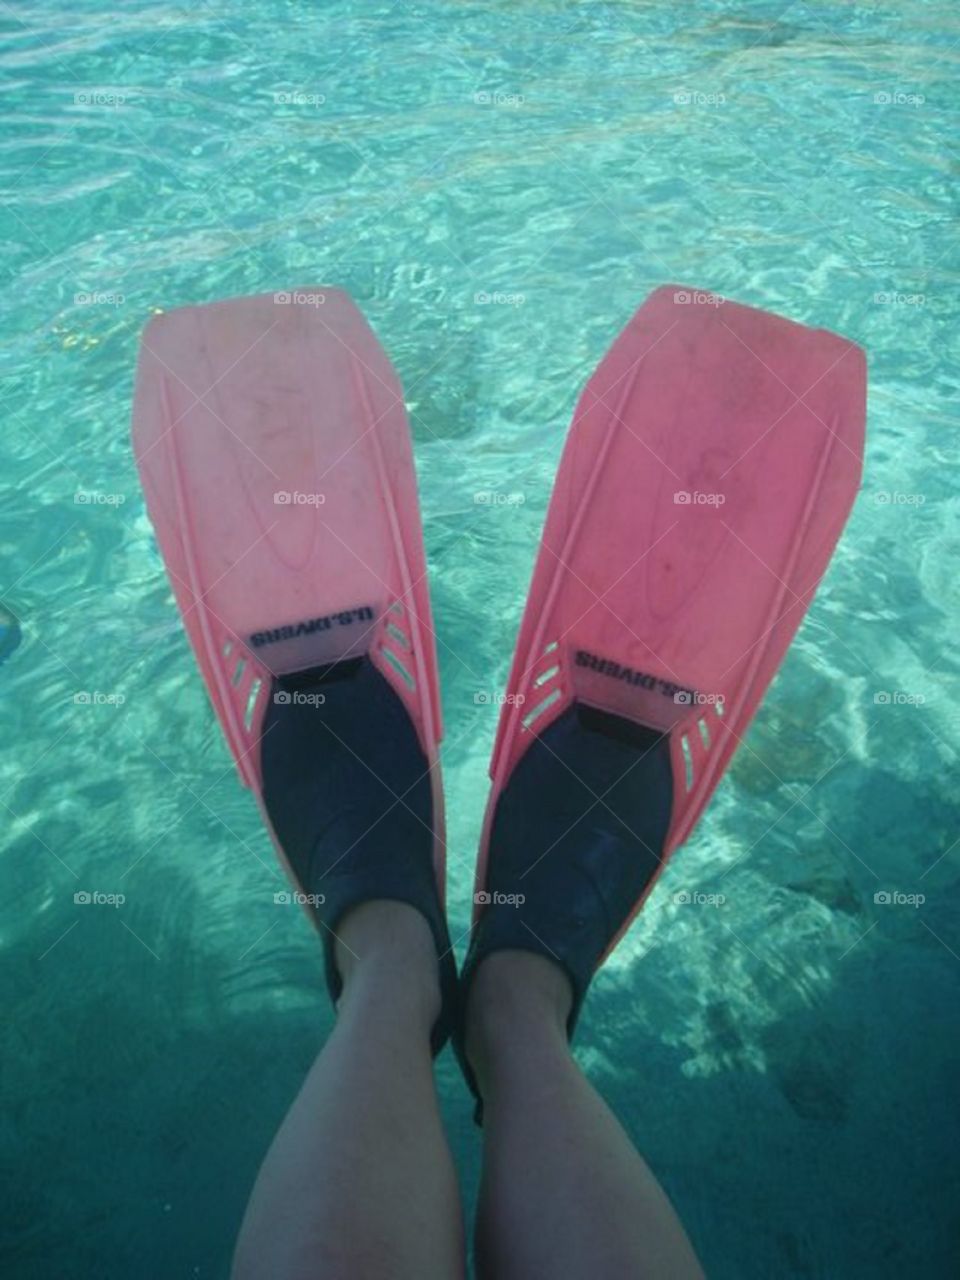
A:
[[132, 288, 445, 885], [478, 285, 866, 938]]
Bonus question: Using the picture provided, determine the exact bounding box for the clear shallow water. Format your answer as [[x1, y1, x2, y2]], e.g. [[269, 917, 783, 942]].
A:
[[2, 2, 958, 1276]]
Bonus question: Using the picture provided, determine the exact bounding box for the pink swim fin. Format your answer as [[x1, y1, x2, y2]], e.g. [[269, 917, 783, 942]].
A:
[[132, 289, 456, 1049], [460, 286, 866, 1079]]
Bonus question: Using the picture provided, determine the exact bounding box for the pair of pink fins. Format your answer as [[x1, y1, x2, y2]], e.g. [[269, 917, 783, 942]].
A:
[[132, 287, 866, 1083]]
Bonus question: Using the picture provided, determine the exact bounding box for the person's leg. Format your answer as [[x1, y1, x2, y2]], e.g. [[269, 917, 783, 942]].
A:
[[465, 949, 703, 1280], [232, 900, 465, 1280]]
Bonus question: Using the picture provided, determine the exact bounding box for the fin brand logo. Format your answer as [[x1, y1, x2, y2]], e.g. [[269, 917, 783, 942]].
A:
[[250, 606, 375, 648], [575, 650, 696, 704]]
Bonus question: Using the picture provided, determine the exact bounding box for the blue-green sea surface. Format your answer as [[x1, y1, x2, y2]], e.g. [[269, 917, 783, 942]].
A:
[[1, 2, 958, 1277]]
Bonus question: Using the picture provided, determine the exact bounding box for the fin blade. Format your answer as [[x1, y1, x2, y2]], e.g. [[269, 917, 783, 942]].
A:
[[488, 286, 866, 860], [131, 289, 442, 791]]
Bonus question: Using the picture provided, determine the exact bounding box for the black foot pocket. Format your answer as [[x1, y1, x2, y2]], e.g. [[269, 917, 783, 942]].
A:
[[462, 703, 675, 1043], [260, 656, 456, 1054]]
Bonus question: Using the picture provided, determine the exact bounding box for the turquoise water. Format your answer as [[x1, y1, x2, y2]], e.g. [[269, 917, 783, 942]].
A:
[[2, 2, 958, 1276]]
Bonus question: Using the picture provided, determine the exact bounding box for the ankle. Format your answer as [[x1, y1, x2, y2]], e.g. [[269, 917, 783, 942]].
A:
[[464, 949, 573, 1077], [334, 899, 441, 1025]]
